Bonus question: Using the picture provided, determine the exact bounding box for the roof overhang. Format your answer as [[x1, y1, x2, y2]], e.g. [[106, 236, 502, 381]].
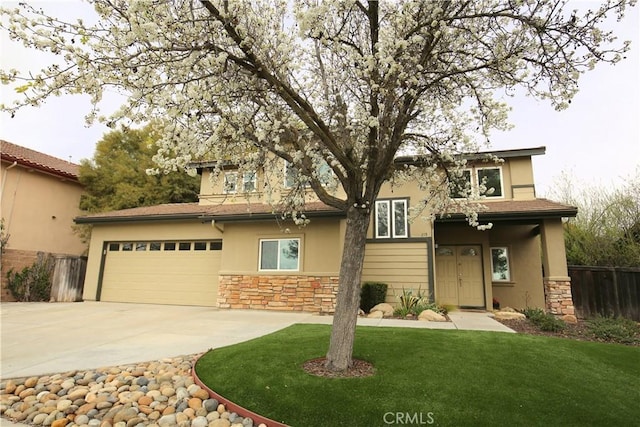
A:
[[74, 202, 346, 225]]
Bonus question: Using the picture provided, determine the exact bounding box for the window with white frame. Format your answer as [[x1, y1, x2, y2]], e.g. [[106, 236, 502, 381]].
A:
[[284, 160, 335, 188], [243, 171, 257, 192], [259, 238, 300, 271], [449, 169, 472, 199], [284, 161, 298, 188], [223, 172, 238, 194], [490, 247, 511, 281], [375, 199, 408, 239], [449, 166, 503, 199], [477, 167, 504, 198]]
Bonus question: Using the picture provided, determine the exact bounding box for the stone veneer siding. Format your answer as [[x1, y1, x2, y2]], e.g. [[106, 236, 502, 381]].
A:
[[218, 275, 339, 313], [544, 279, 575, 316]]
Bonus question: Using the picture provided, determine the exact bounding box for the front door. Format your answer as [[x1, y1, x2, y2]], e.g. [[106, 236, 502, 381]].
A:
[[435, 245, 485, 307]]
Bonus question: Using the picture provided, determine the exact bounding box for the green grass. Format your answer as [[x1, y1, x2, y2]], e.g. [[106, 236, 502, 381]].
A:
[[195, 324, 640, 426]]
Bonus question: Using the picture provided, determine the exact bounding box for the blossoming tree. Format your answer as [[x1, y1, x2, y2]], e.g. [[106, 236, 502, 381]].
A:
[[1, 0, 634, 371]]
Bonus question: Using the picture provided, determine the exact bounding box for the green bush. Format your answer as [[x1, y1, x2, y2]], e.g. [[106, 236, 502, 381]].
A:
[[537, 315, 566, 332], [6, 253, 54, 302], [587, 316, 639, 344], [521, 307, 546, 322], [360, 282, 388, 313], [521, 308, 565, 332]]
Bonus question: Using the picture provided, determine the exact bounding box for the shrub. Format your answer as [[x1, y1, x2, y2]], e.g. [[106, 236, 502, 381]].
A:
[[521, 308, 565, 332], [537, 315, 566, 332], [587, 316, 639, 344], [360, 282, 388, 313], [6, 253, 54, 302], [521, 307, 546, 322]]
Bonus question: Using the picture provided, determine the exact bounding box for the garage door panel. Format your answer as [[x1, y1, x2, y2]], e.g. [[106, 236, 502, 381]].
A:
[[100, 242, 222, 307]]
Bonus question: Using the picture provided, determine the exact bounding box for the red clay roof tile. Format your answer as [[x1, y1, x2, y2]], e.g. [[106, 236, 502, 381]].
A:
[[1, 139, 80, 180]]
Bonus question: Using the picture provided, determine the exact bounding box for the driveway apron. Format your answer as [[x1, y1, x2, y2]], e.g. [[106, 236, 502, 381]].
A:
[[0, 302, 316, 379]]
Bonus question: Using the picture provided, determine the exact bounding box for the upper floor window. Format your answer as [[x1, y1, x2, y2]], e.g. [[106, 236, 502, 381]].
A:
[[450, 166, 503, 199], [223, 172, 238, 194], [243, 171, 257, 192], [375, 199, 408, 239], [225, 171, 256, 193], [284, 160, 334, 188]]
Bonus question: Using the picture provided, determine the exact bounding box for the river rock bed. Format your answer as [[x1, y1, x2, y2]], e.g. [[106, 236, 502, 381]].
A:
[[0, 354, 265, 427]]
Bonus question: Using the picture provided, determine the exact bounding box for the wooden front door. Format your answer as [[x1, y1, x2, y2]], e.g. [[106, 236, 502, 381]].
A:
[[435, 245, 485, 307]]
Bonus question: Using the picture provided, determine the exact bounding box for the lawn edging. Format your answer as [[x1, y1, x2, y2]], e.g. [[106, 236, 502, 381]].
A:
[[192, 353, 289, 427]]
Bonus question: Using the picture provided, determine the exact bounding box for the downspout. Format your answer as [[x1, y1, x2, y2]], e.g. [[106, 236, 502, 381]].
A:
[[1, 161, 18, 200], [1, 161, 21, 231]]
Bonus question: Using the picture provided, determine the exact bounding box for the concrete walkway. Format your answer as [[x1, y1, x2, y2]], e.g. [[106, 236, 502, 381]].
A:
[[1, 302, 512, 379]]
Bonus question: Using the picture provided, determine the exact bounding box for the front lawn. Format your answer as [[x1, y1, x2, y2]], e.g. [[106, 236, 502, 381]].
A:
[[195, 324, 640, 426]]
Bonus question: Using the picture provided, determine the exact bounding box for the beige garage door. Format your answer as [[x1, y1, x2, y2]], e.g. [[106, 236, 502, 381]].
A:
[[100, 240, 222, 306]]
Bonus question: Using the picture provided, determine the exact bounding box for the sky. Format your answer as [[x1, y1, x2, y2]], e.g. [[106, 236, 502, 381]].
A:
[[1, 1, 638, 197]]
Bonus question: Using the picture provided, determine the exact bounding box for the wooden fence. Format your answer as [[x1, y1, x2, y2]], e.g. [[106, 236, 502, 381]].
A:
[[568, 266, 640, 321]]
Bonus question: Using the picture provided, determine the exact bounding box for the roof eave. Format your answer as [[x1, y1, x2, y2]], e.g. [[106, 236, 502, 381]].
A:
[[435, 208, 578, 223], [74, 208, 346, 225], [74, 213, 206, 224], [204, 209, 346, 223], [2, 155, 79, 182]]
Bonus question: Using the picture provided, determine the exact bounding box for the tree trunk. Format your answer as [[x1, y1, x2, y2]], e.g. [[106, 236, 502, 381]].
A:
[[325, 205, 371, 371]]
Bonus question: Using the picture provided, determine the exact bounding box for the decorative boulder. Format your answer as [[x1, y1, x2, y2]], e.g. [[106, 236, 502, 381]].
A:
[[493, 311, 526, 320], [369, 303, 394, 317], [418, 309, 447, 322], [367, 310, 384, 319], [562, 314, 578, 324], [501, 306, 517, 313]]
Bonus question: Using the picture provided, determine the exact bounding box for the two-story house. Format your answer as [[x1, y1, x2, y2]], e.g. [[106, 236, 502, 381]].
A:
[[75, 146, 577, 315], [1, 140, 86, 300]]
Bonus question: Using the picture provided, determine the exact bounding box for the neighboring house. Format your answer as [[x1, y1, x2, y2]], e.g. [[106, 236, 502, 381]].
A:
[[1, 140, 86, 300], [76, 146, 577, 315]]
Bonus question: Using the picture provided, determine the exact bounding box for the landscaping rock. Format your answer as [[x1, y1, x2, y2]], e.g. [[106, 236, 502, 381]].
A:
[[494, 311, 526, 320], [562, 314, 578, 324], [367, 310, 384, 318], [370, 303, 394, 317], [418, 309, 447, 322], [0, 354, 252, 427], [501, 306, 517, 312]]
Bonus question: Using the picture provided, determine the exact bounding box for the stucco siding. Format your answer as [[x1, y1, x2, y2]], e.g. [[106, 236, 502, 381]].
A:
[[1, 163, 84, 255], [219, 219, 342, 274], [489, 225, 545, 310]]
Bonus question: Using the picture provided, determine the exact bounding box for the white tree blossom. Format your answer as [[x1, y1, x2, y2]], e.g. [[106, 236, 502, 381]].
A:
[[1, 0, 634, 371]]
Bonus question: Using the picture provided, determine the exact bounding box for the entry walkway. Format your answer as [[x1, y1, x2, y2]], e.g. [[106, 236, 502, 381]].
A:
[[1, 302, 512, 379]]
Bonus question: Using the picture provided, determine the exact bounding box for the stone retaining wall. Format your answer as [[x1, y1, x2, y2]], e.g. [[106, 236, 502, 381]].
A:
[[544, 278, 575, 316], [218, 274, 339, 313], [0, 249, 40, 301]]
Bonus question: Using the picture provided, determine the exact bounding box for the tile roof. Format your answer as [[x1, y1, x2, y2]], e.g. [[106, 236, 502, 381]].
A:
[[75, 198, 576, 224], [75, 201, 344, 224], [1, 140, 80, 181]]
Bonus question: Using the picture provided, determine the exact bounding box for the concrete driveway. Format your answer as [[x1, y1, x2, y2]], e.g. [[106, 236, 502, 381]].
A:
[[1, 301, 512, 379], [0, 302, 318, 379]]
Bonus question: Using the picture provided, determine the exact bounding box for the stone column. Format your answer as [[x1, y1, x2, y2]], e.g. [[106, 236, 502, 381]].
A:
[[540, 218, 574, 316], [543, 279, 575, 316]]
